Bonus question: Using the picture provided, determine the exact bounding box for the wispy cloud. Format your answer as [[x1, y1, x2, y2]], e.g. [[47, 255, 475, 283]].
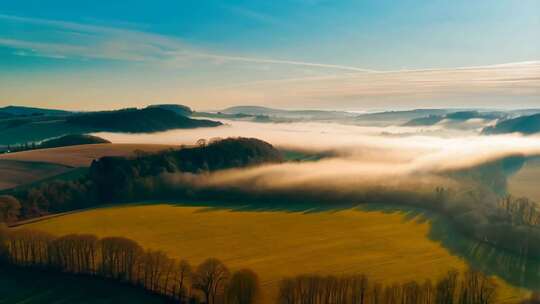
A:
[[226, 5, 284, 26], [0, 14, 538, 109], [0, 14, 375, 73]]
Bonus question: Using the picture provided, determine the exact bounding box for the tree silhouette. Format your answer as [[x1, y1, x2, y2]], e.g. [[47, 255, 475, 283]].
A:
[[227, 269, 260, 304], [193, 258, 230, 304]]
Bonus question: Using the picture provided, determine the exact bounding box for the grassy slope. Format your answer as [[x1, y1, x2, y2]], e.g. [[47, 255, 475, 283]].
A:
[[508, 157, 540, 203], [22, 204, 528, 303], [0, 160, 72, 191], [0, 143, 178, 167], [0, 267, 167, 304]]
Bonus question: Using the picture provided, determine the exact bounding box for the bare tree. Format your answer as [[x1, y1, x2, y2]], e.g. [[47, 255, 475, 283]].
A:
[[459, 269, 497, 304], [175, 259, 192, 303], [99, 236, 142, 281], [227, 269, 260, 304], [193, 258, 230, 304], [436, 269, 459, 304]]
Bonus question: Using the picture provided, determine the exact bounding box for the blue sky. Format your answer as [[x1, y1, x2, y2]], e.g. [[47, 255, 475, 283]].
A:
[[0, 0, 539, 110]]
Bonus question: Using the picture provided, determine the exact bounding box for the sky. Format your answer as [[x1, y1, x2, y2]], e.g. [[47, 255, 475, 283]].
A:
[[0, 0, 539, 111]]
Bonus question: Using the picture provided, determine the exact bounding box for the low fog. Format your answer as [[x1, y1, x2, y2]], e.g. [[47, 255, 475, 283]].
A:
[[95, 119, 540, 174], [93, 119, 540, 260]]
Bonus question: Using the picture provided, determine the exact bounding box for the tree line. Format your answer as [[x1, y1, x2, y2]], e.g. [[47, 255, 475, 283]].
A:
[[0, 225, 260, 304], [0, 225, 513, 304], [277, 270, 498, 304]]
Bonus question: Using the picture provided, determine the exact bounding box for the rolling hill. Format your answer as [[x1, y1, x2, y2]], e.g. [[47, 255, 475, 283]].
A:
[[0, 105, 72, 117], [66, 107, 221, 133], [0, 143, 178, 167], [4, 134, 111, 153], [0, 106, 222, 145], [0, 160, 72, 191], [147, 104, 193, 116], [222, 106, 355, 120], [404, 111, 503, 127], [483, 113, 540, 135], [0, 144, 179, 192], [39, 134, 111, 149], [219, 106, 459, 126]]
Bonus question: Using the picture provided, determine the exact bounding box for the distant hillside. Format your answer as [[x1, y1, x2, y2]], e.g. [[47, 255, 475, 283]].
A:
[[403, 115, 443, 126], [40, 134, 110, 149], [220, 106, 485, 126], [0, 106, 221, 145], [0, 112, 13, 119], [359, 109, 450, 121], [404, 111, 503, 126], [348, 109, 452, 126], [66, 107, 221, 132], [222, 106, 289, 116], [483, 113, 540, 135], [0, 106, 71, 117], [221, 106, 353, 120], [147, 104, 193, 116], [507, 109, 540, 117], [1, 134, 110, 154]]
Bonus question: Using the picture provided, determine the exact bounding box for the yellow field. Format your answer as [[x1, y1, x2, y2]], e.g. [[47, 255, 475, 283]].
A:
[[22, 203, 528, 303], [0, 143, 178, 167], [508, 158, 540, 204]]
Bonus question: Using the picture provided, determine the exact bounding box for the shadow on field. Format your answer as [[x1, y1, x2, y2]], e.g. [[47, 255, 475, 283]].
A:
[[428, 215, 540, 291], [130, 199, 540, 292], [0, 266, 169, 304], [346, 203, 540, 292]]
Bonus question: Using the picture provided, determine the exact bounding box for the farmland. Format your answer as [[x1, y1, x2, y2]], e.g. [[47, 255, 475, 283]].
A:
[[0, 143, 178, 167], [22, 203, 529, 303], [0, 159, 72, 191]]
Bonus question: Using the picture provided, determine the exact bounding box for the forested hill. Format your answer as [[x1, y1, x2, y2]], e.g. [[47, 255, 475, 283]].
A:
[[0, 105, 222, 146], [483, 113, 540, 135], [6, 137, 283, 220], [66, 107, 221, 132], [89, 137, 283, 201], [146, 104, 193, 116]]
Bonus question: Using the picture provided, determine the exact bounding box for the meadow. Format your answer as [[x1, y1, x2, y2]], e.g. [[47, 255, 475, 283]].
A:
[[23, 203, 529, 303]]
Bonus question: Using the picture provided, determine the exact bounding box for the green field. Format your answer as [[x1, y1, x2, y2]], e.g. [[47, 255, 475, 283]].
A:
[[22, 203, 529, 303], [0, 266, 167, 304]]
